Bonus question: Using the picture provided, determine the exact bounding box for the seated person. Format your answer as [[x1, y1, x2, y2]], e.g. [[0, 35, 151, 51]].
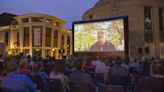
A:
[[110, 57, 130, 85], [17, 59, 31, 75], [134, 61, 164, 92], [1, 58, 36, 92], [84, 58, 96, 72], [129, 58, 140, 75], [69, 58, 95, 87], [92, 57, 110, 82], [31, 63, 48, 91], [90, 28, 116, 52], [49, 62, 69, 90]]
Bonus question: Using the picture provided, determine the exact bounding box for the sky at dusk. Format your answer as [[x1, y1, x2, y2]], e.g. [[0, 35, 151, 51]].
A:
[[0, 0, 98, 29]]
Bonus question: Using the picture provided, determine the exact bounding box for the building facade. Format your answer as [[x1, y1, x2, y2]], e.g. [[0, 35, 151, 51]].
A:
[[83, 0, 164, 58], [0, 13, 72, 59]]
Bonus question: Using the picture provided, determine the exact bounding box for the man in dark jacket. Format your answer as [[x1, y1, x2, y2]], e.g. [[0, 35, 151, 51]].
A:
[[90, 28, 115, 52]]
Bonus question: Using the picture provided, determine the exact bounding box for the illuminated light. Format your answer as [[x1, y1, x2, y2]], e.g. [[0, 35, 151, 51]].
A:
[[41, 19, 44, 21], [8, 51, 12, 55], [52, 48, 55, 51], [11, 45, 14, 49]]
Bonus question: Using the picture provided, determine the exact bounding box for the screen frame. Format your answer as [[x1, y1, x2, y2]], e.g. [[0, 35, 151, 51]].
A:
[[72, 16, 129, 58]]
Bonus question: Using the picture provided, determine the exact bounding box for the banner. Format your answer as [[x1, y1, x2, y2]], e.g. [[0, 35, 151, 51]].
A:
[[33, 28, 42, 46]]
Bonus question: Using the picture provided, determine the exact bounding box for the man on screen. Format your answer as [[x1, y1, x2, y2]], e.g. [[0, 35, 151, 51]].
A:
[[90, 28, 116, 52]]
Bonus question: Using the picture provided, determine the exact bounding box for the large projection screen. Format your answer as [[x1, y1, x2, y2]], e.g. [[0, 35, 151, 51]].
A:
[[73, 16, 128, 57]]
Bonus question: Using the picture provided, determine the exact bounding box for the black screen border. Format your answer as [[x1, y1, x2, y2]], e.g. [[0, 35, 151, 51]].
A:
[[72, 16, 129, 58]]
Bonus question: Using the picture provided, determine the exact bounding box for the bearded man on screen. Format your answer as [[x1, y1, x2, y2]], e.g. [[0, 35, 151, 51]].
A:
[[90, 28, 116, 52]]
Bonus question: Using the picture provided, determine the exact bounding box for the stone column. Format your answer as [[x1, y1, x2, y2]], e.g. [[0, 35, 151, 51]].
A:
[[42, 25, 46, 58], [51, 27, 54, 57], [152, 7, 160, 58], [28, 17, 33, 56]]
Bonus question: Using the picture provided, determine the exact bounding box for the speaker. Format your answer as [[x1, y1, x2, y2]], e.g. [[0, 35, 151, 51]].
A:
[[145, 47, 149, 53], [138, 48, 143, 54]]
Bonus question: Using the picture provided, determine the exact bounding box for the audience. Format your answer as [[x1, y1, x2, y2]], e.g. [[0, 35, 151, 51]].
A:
[[129, 58, 140, 75], [1, 58, 36, 92], [31, 63, 48, 86], [134, 61, 164, 92], [69, 58, 95, 87], [49, 62, 69, 90], [110, 57, 130, 77], [110, 57, 130, 86], [17, 59, 31, 75], [141, 58, 150, 76], [84, 58, 96, 72], [91, 57, 110, 81], [0, 54, 163, 92]]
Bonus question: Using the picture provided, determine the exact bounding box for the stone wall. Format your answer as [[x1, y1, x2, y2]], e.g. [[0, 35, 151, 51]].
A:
[[82, 0, 164, 58]]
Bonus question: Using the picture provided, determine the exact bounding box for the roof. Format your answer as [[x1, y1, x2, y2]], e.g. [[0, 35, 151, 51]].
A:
[[14, 13, 66, 24], [0, 12, 17, 26]]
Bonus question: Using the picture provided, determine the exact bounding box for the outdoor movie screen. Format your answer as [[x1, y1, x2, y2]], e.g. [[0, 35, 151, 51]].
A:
[[73, 17, 127, 53]]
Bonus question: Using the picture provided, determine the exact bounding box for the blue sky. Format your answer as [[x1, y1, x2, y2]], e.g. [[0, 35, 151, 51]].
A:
[[0, 0, 98, 29]]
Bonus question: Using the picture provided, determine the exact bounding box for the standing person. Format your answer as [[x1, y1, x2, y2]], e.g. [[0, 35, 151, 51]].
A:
[[90, 28, 116, 52], [141, 58, 150, 76]]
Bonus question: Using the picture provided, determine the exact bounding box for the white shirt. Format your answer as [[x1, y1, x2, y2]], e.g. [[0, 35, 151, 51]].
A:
[[92, 60, 109, 81]]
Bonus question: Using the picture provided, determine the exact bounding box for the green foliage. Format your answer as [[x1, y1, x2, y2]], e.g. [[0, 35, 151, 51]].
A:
[[107, 20, 124, 47]]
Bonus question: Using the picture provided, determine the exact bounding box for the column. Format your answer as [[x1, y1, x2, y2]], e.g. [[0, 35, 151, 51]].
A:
[[42, 26, 46, 58], [57, 28, 62, 59], [64, 32, 67, 56], [70, 33, 73, 55], [51, 28, 54, 57], [9, 28, 15, 47], [0, 31, 5, 43], [152, 7, 160, 58], [19, 26, 24, 53]]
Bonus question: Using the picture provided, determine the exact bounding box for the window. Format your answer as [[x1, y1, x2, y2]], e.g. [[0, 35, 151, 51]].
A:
[[61, 34, 64, 48], [45, 28, 51, 47], [145, 46, 150, 53], [54, 30, 58, 47], [23, 49, 30, 56], [67, 36, 71, 55], [32, 26, 42, 47], [31, 17, 44, 22], [144, 6, 153, 42], [22, 18, 29, 23], [159, 8, 163, 32], [89, 15, 93, 19], [23, 27, 29, 47], [159, 8, 164, 42], [5, 32, 9, 46], [17, 32, 19, 43]]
